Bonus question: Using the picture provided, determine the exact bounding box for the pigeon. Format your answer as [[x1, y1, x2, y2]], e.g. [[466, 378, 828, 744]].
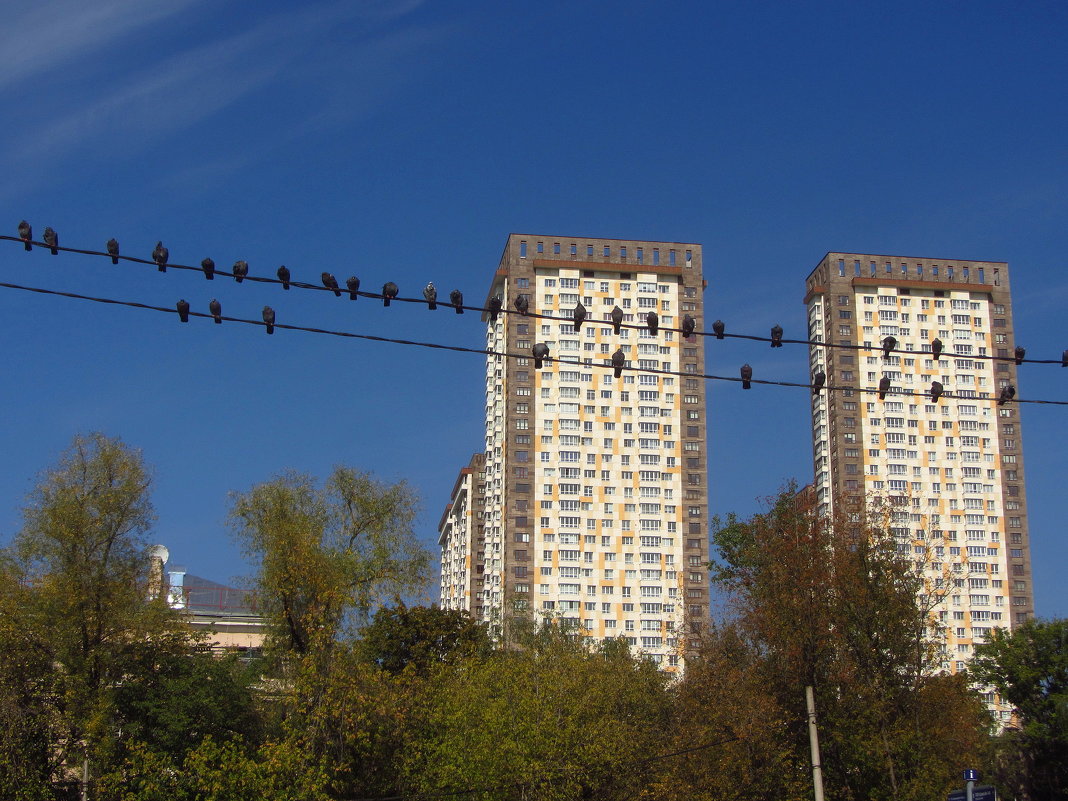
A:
[[1014, 346, 1025, 366], [931, 337, 943, 360], [646, 311, 659, 335], [277, 265, 291, 290], [232, 260, 248, 283], [712, 320, 725, 340], [770, 324, 783, 347], [382, 281, 398, 306], [611, 349, 626, 378], [424, 282, 438, 310], [262, 306, 275, 335], [812, 370, 826, 394], [209, 299, 222, 324], [346, 276, 360, 300], [17, 220, 32, 251], [450, 289, 463, 313], [1062, 349, 1068, 368], [611, 306, 624, 334], [573, 302, 587, 331], [878, 376, 891, 400], [882, 336, 897, 359], [930, 381, 944, 403], [176, 299, 190, 323], [998, 385, 1016, 405], [201, 258, 215, 281], [106, 238, 120, 264], [488, 295, 503, 322], [740, 363, 753, 390], [42, 227, 58, 255], [532, 342, 549, 369], [514, 294, 529, 315], [322, 272, 341, 297], [153, 241, 169, 272], [681, 314, 696, 338]]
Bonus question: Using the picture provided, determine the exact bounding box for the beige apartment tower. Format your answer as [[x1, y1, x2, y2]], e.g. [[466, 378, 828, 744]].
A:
[[804, 254, 1034, 713], [439, 235, 709, 669]]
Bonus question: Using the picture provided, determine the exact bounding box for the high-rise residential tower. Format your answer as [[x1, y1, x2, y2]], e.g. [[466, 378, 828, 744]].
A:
[[804, 254, 1034, 702], [439, 235, 709, 669]]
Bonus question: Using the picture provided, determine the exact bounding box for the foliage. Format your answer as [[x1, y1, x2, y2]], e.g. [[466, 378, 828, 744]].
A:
[[707, 487, 991, 801], [357, 602, 490, 675], [970, 618, 1068, 799], [229, 467, 430, 661]]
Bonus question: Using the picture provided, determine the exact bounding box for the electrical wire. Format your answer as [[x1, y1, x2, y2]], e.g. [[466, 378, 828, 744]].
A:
[[1, 280, 1065, 406], [3, 233, 1065, 367]]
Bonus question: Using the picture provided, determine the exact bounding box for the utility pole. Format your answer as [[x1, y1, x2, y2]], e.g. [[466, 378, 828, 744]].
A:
[[806, 686, 825, 801]]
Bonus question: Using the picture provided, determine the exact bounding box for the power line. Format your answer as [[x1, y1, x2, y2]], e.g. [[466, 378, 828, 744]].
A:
[[3, 232, 1066, 367], [2, 279, 1065, 407]]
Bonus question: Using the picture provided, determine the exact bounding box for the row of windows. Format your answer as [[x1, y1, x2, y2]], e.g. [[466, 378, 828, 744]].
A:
[[519, 240, 693, 267]]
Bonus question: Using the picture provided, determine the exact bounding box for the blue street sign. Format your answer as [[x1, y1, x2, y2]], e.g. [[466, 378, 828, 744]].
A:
[[964, 769, 980, 782], [948, 785, 997, 801]]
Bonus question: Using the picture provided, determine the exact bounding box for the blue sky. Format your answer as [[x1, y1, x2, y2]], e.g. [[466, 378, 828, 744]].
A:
[[2, 0, 1066, 617]]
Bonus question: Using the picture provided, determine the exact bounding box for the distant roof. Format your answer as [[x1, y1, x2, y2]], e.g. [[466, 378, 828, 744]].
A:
[[179, 573, 258, 615]]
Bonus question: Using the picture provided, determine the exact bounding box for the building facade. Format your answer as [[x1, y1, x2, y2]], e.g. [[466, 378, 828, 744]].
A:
[[438, 453, 487, 616], [804, 253, 1034, 693], [440, 234, 710, 668]]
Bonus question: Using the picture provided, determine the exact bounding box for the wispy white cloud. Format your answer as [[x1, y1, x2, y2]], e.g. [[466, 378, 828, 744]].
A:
[[0, 0, 205, 92]]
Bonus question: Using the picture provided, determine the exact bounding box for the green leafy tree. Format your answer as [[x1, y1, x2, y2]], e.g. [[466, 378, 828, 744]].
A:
[[0, 433, 193, 795], [970, 618, 1068, 799], [357, 602, 490, 675], [708, 487, 990, 801], [229, 467, 430, 661]]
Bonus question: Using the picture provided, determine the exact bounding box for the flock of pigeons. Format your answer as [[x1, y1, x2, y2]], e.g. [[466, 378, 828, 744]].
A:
[[10, 221, 1036, 401]]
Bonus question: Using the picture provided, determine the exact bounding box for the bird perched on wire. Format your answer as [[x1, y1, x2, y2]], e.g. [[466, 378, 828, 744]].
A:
[[107, 239, 120, 264], [488, 295, 502, 322], [176, 299, 190, 323], [201, 258, 215, 280], [1062, 349, 1068, 368], [998, 385, 1016, 405], [424, 282, 438, 310], [322, 272, 341, 297], [812, 370, 826, 394], [931, 337, 943, 360], [646, 311, 659, 335], [277, 265, 291, 290], [346, 276, 360, 300], [232, 260, 248, 283], [712, 320, 725, 340], [533, 343, 549, 369], [770, 324, 783, 347], [573, 302, 587, 331], [882, 336, 897, 359], [612, 349, 626, 378], [878, 376, 891, 400], [262, 306, 275, 335], [450, 289, 463, 313], [682, 314, 696, 338], [153, 242, 169, 272], [43, 227, 58, 255], [209, 299, 222, 324], [17, 220, 32, 251], [382, 281, 398, 306], [1014, 346, 1026, 365], [611, 306, 624, 334], [740, 364, 753, 389], [930, 381, 944, 403], [514, 294, 529, 315]]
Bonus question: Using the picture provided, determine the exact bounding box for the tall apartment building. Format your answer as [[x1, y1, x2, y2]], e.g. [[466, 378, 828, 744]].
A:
[[438, 234, 710, 668], [438, 453, 486, 616], [804, 253, 1034, 692]]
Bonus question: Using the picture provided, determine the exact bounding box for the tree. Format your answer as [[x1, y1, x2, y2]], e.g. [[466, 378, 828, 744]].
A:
[[230, 468, 430, 662], [970, 618, 1068, 799], [708, 487, 991, 801], [357, 603, 490, 675], [0, 433, 192, 794]]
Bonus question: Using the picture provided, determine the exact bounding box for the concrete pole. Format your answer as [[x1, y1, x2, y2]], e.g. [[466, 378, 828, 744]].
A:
[[806, 686, 825, 801]]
